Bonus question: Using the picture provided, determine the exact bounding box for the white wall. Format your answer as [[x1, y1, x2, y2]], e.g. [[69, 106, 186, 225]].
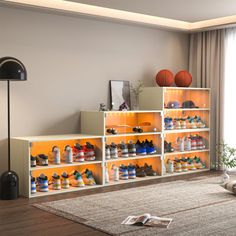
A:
[[0, 7, 189, 174]]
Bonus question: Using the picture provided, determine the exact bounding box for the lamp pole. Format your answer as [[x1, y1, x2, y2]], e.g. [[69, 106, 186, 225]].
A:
[[7, 80, 10, 172]]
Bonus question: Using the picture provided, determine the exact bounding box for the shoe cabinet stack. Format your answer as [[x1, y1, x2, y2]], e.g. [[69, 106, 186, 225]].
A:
[[81, 111, 163, 185], [139, 87, 211, 176], [11, 135, 103, 198]]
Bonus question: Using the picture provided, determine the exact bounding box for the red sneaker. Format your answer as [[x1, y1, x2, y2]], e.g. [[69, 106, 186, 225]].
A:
[[73, 143, 85, 162], [84, 142, 96, 161]]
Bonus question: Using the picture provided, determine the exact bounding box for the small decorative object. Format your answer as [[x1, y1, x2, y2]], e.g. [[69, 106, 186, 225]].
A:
[[130, 80, 143, 110], [61, 172, 70, 189], [156, 69, 174, 87], [51, 173, 61, 190], [30, 155, 36, 167], [109, 80, 131, 110], [119, 102, 129, 111], [37, 173, 49, 192], [63, 145, 73, 164], [50, 146, 60, 165], [31, 176, 37, 194], [216, 142, 236, 183], [175, 70, 192, 87], [99, 103, 107, 111]]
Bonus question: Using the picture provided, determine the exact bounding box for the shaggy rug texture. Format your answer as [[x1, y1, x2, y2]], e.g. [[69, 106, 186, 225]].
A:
[[34, 175, 236, 236]]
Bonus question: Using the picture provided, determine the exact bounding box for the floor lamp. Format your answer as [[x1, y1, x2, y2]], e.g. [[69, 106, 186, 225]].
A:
[[0, 57, 27, 200]]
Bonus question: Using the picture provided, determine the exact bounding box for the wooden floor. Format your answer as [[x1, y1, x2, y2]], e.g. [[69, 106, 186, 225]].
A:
[[0, 171, 216, 236]]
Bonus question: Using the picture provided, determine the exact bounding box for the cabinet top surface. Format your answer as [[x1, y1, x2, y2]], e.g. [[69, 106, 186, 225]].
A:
[[143, 87, 211, 90], [12, 134, 102, 142], [81, 110, 162, 113]]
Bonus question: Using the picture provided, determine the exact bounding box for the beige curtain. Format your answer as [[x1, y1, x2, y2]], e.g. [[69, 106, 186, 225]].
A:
[[189, 29, 226, 169]]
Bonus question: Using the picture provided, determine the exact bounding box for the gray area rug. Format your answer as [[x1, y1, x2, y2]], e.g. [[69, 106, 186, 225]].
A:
[[34, 175, 236, 236]]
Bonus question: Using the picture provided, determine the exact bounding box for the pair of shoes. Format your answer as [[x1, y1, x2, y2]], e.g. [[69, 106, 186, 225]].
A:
[[135, 163, 157, 177], [51, 173, 61, 190], [49, 146, 61, 164], [136, 140, 157, 155], [73, 142, 96, 162], [106, 142, 119, 159], [195, 116, 206, 128], [164, 141, 174, 153], [166, 159, 174, 174], [175, 137, 184, 152], [189, 135, 205, 150], [106, 128, 117, 135], [31, 176, 37, 194], [69, 169, 96, 187], [36, 154, 48, 166], [174, 158, 182, 172], [174, 118, 187, 129], [119, 164, 136, 180], [37, 173, 49, 192], [61, 172, 70, 189], [193, 156, 204, 169], [164, 117, 174, 130]]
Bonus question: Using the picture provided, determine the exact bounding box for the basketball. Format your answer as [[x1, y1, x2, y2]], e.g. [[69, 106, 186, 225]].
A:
[[175, 70, 192, 87], [156, 69, 174, 87]]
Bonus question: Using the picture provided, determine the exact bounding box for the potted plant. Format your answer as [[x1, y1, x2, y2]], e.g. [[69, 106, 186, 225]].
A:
[[216, 142, 236, 182]]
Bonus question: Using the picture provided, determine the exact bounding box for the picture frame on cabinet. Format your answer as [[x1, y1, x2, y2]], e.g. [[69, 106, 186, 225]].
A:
[[109, 80, 131, 111]]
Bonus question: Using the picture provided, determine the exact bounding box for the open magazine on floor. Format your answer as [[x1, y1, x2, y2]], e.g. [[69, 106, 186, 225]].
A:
[[121, 213, 172, 228]]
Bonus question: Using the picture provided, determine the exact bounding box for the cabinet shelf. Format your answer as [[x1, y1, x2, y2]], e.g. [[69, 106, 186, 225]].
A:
[[164, 128, 210, 134], [164, 168, 210, 177], [30, 160, 103, 171], [164, 149, 210, 156], [105, 154, 161, 163], [164, 108, 210, 111], [105, 131, 161, 138]]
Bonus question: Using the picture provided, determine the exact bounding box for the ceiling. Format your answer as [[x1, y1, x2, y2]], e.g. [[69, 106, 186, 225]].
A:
[[2, 0, 236, 31], [71, 0, 236, 22]]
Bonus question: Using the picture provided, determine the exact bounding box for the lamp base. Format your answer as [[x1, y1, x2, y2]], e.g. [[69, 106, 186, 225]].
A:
[[0, 170, 19, 200]]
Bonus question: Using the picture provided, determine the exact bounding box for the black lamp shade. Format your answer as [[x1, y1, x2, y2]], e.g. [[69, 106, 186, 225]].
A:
[[0, 57, 27, 81]]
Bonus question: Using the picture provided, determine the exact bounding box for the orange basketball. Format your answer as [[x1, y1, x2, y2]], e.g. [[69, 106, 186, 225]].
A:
[[156, 69, 174, 87], [175, 70, 192, 87]]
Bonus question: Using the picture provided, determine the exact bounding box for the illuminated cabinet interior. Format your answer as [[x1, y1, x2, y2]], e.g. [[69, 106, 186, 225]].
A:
[[11, 93, 210, 198], [140, 87, 211, 176]]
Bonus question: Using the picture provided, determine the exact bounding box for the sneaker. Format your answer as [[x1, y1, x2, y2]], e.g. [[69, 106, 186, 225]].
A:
[[119, 165, 129, 180], [145, 139, 157, 154], [36, 154, 48, 166], [195, 116, 206, 128], [63, 145, 73, 163], [135, 165, 146, 177], [31, 155, 36, 168], [188, 116, 197, 129], [61, 172, 70, 189], [37, 173, 49, 192], [106, 128, 117, 135], [105, 144, 111, 160], [73, 143, 85, 162], [196, 135, 205, 150], [193, 156, 204, 169], [50, 146, 61, 165], [190, 136, 197, 150], [127, 164, 136, 179], [176, 137, 184, 152], [174, 159, 182, 172], [84, 142, 96, 161], [174, 118, 181, 129], [143, 163, 157, 176], [31, 176, 36, 194], [136, 140, 147, 155], [110, 142, 118, 159], [164, 141, 175, 153], [118, 141, 129, 157], [51, 173, 61, 190], [82, 169, 96, 185], [166, 159, 174, 174], [180, 118, 187, 129], [188, 158, 197, 170], [111, 164, 119, 181], [181, 157, 188, 172], [165, 117, 174, 130], [184, 137, 191, 151], [128, 140, 136, 157], [70, 170, 85, 187]]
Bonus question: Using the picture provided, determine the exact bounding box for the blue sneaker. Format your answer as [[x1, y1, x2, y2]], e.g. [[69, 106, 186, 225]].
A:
[[119, 165, 129, 180], [145, 139, 157, 154], [164, 117, 174, 130], [127, 164, 136, 179], [135, 140, 147, 155]]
